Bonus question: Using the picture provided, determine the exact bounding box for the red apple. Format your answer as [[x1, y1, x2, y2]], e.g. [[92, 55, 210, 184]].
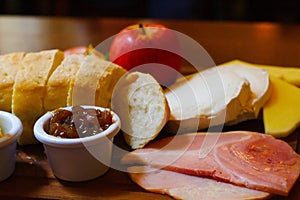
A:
[[64, 45, 105, 59], [64, 46, 89, 56], [109, 23, 182, 86]]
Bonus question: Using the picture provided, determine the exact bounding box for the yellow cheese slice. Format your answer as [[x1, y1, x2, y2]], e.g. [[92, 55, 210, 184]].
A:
[[0, 52, 25, 112], [222, 60, 300, 87], [12, 49, 64, 145], [263, 76, 300, 138], [258, 65, 300, 87]]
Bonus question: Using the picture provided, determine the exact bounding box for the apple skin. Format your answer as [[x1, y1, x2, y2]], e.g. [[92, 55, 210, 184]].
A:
[[64, 45, 105, 59], [109, 24, 181, 86], [64, 46, 89, 56]]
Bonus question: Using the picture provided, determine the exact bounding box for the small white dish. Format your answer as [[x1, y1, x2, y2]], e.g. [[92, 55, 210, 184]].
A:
[[34, 105, 121, 182], [0, 111, 23, 182]]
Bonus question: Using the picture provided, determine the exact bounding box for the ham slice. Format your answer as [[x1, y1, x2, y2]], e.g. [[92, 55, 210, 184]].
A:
[[122, 131, 300, 196], [128, 166, 271, 200]]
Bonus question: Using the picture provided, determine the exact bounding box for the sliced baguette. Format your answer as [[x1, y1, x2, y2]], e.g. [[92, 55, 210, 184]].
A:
[[164, 67, 254, 133], [112, 72, 169, 149], [12, 49, 64, 145], [44, 54, 84, 111], [0, 52, 25, 112], [69, 53, 126, 108]]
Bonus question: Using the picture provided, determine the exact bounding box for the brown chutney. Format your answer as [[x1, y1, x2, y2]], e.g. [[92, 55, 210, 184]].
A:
[[48, 105, 113, 138]]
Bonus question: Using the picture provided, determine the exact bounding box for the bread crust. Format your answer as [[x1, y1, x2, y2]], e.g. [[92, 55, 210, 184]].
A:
[[69, 53, 126, 108], [44, 54, 84, 111], [0, 52, 25, 112], [12, 49, 64, 145], [2, 50, 126, 145]]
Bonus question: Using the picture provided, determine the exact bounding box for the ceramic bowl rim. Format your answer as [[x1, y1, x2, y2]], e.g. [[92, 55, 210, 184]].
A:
[[33, 105, 121, 148], [0, 111, 23, 148]]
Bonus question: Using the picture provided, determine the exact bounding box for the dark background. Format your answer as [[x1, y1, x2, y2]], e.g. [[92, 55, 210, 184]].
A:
[[1, 0, 300, 23]]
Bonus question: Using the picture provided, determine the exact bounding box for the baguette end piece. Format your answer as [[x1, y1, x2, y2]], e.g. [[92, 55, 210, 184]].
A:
[[112, 72, 169, 149]]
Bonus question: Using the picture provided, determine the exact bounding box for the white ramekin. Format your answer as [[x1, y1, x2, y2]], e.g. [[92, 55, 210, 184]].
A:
[[0, 111, 23, 182], [34, 105, 121, 182]]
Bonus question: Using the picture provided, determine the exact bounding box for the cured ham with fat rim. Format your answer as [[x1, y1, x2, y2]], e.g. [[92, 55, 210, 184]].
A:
[[128, 166, 271, 200], [122, 131, 300, 196]]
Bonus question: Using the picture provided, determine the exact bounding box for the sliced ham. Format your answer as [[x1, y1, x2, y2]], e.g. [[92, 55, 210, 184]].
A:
[[122, 131, 300, 196], [128, 166, 271, 200]]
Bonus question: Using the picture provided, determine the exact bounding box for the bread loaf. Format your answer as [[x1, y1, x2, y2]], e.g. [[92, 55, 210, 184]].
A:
[[12, 49, 64, 145], [1, 49, 127, 145], [70, 53, 126, 108], [112, 72, 169, 149], [0, 52, 25, 112], [44, 54, 84, 111]]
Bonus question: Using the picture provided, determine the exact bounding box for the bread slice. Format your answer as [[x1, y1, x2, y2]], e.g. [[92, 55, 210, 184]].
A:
[[44, 54, 84, 111], [112, 72, 169, 149], [69, 53, 126, 108], [164, 67, 254, 133], [0, 52, 25, 112], [12, 49, 64, 145]]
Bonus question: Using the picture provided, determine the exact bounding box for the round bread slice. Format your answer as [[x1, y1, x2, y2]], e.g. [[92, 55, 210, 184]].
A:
[[112, 72, 169, 149]]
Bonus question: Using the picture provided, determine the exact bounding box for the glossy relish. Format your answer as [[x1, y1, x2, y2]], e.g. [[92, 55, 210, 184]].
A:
[[48, 105, 113, 138]]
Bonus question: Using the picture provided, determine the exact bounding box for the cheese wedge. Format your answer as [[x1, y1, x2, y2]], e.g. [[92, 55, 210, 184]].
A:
[[219, 63, 271, 124], [164, 67, 254, 133], [44, 54, 84, 111], [69, 53, 126, 108], [12, 49, 64, 145], [223, 59, 300, 87], [263, 76, 300, 138], [0, 52, 25, 112]]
